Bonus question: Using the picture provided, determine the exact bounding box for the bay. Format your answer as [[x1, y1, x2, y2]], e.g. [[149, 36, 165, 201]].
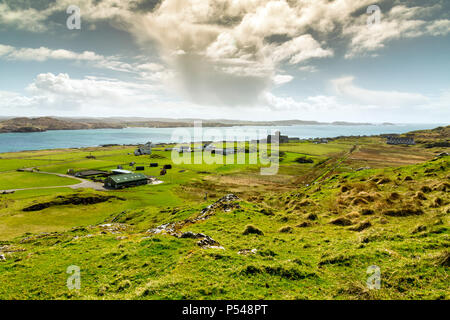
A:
[[0, 123, 444, 153]]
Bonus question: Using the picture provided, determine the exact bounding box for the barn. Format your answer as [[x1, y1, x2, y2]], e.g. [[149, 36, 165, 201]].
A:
[[386, 137, 415, 145], [104, 173, 148, 189]]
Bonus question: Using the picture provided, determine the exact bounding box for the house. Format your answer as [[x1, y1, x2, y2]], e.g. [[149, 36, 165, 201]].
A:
[[386, 136, 415, 145], [203, 144, 215, 151], [313, 138, 329, 144], [111, 169, 132, 175], [214, 148, 235, 155], [266, 131, 300, 144], [173, 146, 190, 153], [75, 170, 108, 178], [267, 131, 289, 143], [134, 142, 152, 156], [104, 173, 148, 189]]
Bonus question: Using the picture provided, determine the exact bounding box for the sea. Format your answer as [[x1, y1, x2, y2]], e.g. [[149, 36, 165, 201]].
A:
[[0, 124, 445, 153]]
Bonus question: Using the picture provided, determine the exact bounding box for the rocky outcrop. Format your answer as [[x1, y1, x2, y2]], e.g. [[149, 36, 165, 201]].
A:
[[147, 194, 240, 249]]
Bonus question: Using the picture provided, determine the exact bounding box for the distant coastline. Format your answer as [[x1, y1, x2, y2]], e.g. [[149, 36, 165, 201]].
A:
[[0, 123, 445, 154], [0, 116, 384, 134]]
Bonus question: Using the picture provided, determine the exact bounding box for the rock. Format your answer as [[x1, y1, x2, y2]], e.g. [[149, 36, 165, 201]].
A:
[[238, 249, 257, 255], [179, 231, 206, 239], [199, 194, 240, 216], [197, 236, 220, 248], [0, 254, 5, 261], [147, 223, 175, 234]]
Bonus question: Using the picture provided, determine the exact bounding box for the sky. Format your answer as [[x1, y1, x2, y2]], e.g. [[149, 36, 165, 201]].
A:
[[0, 0, 449, 123]]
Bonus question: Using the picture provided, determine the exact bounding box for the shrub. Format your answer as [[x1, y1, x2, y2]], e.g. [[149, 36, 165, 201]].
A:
[[330, 217, 353, 226], [306, 213, 318, 221], [242, 225, 263, 235], [361, 208, 375, 215], [278, 226, 293, 233]]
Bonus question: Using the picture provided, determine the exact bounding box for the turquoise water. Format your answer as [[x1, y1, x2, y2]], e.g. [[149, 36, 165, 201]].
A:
[[0, 124, 444, 153]]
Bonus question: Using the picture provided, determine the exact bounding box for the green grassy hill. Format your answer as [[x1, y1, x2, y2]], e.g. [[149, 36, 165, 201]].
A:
[[0, 128, 448, 299]]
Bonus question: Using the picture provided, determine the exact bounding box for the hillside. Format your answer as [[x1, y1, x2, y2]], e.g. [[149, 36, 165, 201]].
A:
[[0, 116, 374, 133], [0, 117, 124, 133], [0, 126, 448, 299]]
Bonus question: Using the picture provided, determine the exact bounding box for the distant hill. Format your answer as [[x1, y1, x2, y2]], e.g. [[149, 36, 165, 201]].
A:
[[0, 117, 123, 133], [0, 116, 375, 133]]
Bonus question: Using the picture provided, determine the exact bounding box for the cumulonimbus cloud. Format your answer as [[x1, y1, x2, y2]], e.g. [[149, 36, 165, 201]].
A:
[[1, 0, 449, 111]]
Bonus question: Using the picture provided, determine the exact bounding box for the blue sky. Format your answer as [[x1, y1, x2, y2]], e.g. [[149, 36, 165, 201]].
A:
[[0, 0, 449, 123]]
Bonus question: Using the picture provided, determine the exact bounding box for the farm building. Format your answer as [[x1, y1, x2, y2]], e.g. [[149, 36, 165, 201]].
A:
[[213, 148, 235, 155], [267, 131, 289, 143], [386, 137, 415, 145], [75, 170, 108, 178], [313, 138, 329, 144], [256, 131, 298, 144], [178, 146, 191, 153], [203, 144, 215, 151], [111, 169, 132, 175], [104, 173, 148, 189]]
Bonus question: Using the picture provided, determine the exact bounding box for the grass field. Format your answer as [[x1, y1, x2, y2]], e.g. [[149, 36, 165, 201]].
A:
[[0, 126, 448, 300], [0, 172, 79, 190]]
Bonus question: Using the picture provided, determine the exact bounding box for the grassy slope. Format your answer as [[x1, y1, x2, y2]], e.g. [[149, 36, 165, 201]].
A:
[[0, 172, 78, 190], [0, 128, 448, 300]]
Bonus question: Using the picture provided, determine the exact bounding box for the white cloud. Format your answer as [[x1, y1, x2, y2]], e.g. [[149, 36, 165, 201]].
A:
[[0, 43, 169, 77], [344, 4, 450, 58], [268, 34, 333, 64], [331, 76, 429, 107], [272, 74, 293, 86], [299, 65, 318, 73], [0, 0, 449, 118], [0, 73, 160, 115], [0, 45, 104, 62], [123, 0, 340, 105]]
